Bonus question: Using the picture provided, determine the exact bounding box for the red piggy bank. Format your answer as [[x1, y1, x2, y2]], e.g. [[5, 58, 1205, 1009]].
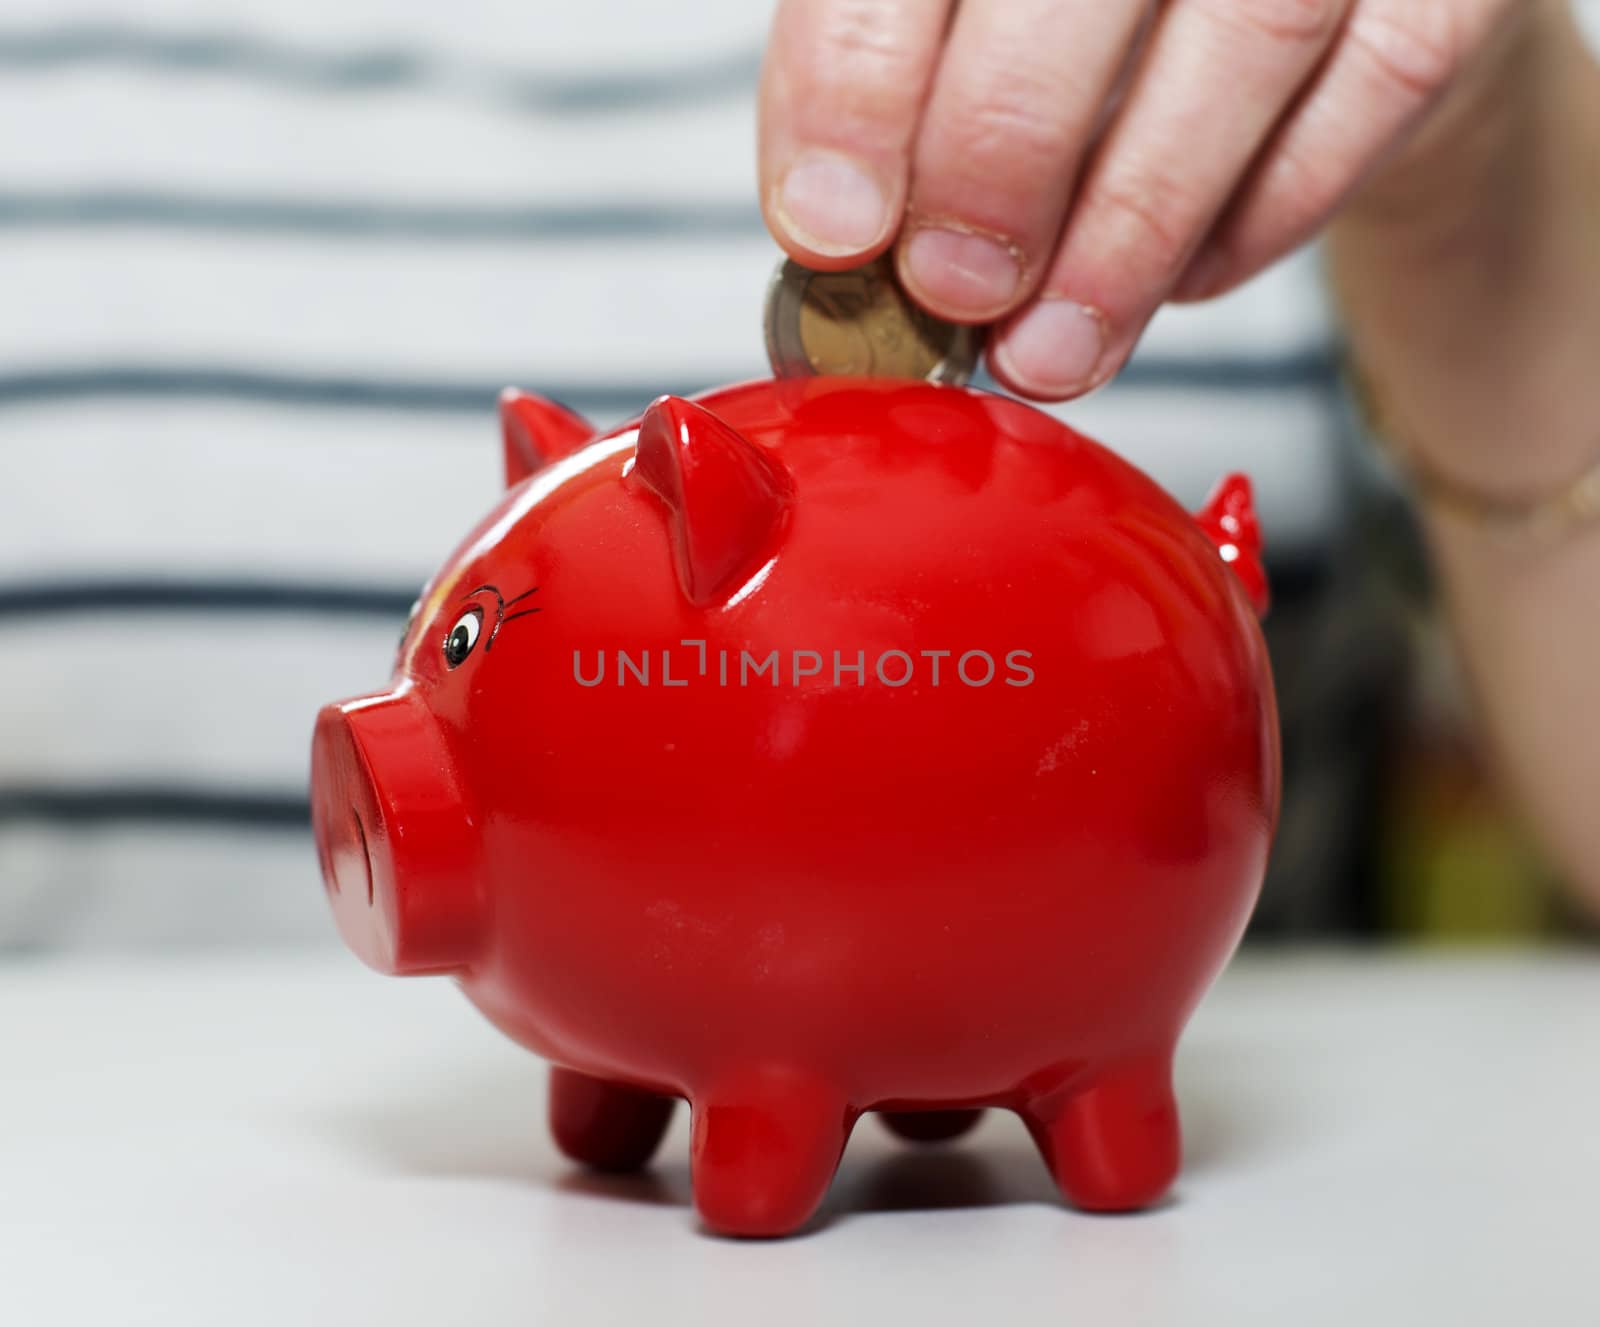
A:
[[311, 377, 1278, 1237]]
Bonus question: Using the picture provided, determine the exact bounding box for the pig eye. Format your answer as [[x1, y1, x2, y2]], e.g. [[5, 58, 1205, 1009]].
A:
[[442, 608, 484, 668]]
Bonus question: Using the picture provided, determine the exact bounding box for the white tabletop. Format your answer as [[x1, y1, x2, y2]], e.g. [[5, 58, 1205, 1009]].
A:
[[2, 948, 1596, 1325]]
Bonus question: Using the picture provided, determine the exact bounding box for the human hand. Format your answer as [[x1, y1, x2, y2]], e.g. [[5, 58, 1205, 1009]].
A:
[[758, 0, 1540, 401]]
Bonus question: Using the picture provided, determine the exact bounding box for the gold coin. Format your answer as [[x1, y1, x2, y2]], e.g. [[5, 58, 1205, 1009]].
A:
[[764, 256, 981, 385]]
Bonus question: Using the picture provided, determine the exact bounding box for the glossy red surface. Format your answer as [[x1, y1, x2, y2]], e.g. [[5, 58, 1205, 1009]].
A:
[[311, 376, 1280, 1237]]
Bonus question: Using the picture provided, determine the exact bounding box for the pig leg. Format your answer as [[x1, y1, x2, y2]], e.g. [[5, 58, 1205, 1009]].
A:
[[690, 1065, 855, 1237], [1021, 1055, 1180, 1212], [548, 1067, 676, 1174], [878, 1109, 984, 1143]]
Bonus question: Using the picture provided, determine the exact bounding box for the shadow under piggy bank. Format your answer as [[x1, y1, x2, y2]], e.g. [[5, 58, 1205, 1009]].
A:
[[318, 1040, 1297, 1235]]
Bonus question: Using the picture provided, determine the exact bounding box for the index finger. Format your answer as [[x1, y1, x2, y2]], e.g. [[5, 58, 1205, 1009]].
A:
[[759, 0, 954, 269]]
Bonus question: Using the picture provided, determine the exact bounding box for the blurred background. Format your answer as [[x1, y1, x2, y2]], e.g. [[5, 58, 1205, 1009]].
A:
[[1, 0, 1594, 951]]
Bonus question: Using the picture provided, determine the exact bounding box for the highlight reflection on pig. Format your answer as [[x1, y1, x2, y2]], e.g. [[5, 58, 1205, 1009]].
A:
[[311, 377, 1278, 1237]]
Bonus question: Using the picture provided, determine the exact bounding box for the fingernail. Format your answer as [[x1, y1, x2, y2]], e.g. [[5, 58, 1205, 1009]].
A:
[[992, 299, 1108, 397], [775, 151, 889, 256], [902, 226, 1022, 315]]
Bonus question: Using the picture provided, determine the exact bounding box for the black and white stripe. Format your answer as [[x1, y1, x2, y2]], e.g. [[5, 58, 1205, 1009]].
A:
[[13, 0, 1581, 947]]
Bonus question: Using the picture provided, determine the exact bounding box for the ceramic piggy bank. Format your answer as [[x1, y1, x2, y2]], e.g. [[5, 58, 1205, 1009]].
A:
[[311, 377, 1278, 1237]]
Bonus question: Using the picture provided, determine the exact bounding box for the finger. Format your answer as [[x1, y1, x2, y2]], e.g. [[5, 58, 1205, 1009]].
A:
[[1173, 0, 1520, 301], [759, 0, 954, 269], [990, 0, 1351, 400], [894, 0, 1150, 322]]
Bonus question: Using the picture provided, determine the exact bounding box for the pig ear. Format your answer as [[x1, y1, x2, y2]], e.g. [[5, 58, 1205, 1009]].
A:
[[500, 389, 595, 486], [631, 395, 794, 607], [1196, 473, 1269, 617]]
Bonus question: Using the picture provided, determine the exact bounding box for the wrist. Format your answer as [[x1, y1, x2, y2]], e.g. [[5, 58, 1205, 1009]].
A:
[[1329, 4, 1600, 499], [1350, 343, 1600, 547]]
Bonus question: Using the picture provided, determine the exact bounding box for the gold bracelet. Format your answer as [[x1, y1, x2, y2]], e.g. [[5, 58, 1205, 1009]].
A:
[[1344, 353, 1600, 546]]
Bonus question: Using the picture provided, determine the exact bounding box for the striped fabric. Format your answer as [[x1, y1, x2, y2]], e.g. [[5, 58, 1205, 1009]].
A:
[[2, 2, 1586, 950]]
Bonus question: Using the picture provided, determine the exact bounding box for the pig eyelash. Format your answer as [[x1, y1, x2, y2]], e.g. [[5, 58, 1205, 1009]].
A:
[[498, 588, 543, 635], [461, 583, 541, 652]]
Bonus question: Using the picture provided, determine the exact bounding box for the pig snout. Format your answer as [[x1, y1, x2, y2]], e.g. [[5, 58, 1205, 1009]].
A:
[[310, 689, 485, 976]]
